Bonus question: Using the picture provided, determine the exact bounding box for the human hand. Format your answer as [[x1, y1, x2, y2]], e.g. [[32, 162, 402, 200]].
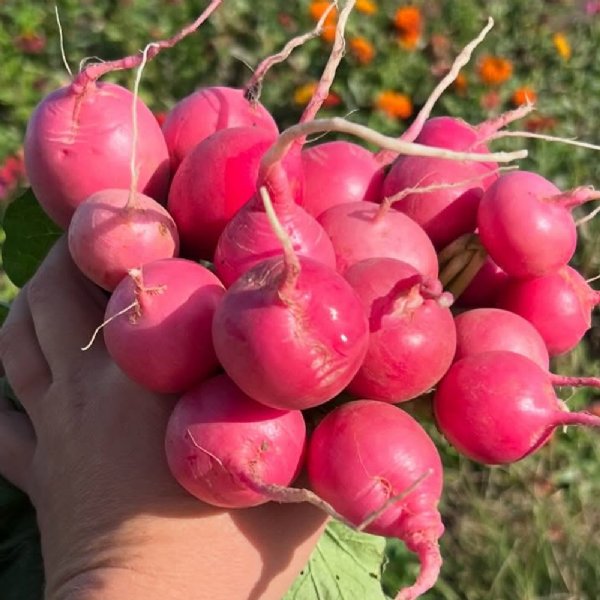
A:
[[0, 237, 326, 600]]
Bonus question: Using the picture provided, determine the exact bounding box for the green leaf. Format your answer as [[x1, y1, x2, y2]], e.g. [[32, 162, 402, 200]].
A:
[[2, 189, 62, 288], [284, 520, 388, 600]]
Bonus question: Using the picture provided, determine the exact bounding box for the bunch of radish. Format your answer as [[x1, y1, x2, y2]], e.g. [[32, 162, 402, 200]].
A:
[[20, 2, 600, 599]]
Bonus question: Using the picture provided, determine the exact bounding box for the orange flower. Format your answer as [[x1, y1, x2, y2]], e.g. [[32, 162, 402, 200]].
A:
[[350, 36, 375, 65], [293, 82, 341, 108], [394, 6, 422, 33], [321, 23, 337, 43], [309, 0, 337, 22], [394, 6, 422, 50], [478, 56, 513, 86], [375, 91, 413, 119], [511, 86, 537, 106], [553, 32, 571, 60], [453, 72, 468, 94], [356, 0, 377, 15]]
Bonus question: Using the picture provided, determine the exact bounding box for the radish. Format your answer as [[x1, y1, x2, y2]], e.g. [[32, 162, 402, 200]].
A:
[[453, 308, 600, 390], [23, 2, 221, 228], [213, 178, 336, 287], [477, 171, 600, 278], [301, 141, 385, 218], [434, 351, 600, 465], [496, 266, 600, 356], [318, 201, 439, 278], [161, 2, 336, 172], [307, 400, 445, 600], [382, 155, 492, 249], [211, 188, 369, 410], [167, 126, 288, 260], [165, 374, 306, 508], [344, 258, 456, 403], [211, 3, 356, 284], [103, 258, 225, 394], [161, 87, 278, 173], [454, 308, 550, 369], [68, 189, 179, 291]]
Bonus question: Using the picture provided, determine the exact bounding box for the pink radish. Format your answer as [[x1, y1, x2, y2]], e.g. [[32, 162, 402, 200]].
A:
[[68, 189, 179, 291], [307, 400, 445, 600], [344, 258, 456, 403], [25, 82, 169, 229], [165, 374, 306, 508], [496, 266, 600, 356], [477, 172, 600, 278], [301, 141, 385, 218], [23, 3, 222, 228], [161, 87, 278, 173], [318, 201, 439, 278], [454, 308, 550, 369], [211, 188, 369, 410], [434, 351, 600, 465], [168, 126, 299, 260], [212, 3, 364, 286], [382, 155, 493, 249], [453, 307, 600, 391], [381, 108, 534, 249], [161, 2, 337, 172], [214, 175, 336, 287], [103, 258, 225, 394]]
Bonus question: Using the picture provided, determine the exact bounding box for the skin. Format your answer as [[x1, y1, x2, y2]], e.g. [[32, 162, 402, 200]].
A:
[[0, 238, 326, 600]]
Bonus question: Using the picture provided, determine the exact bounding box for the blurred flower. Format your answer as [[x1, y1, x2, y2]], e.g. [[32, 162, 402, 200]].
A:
[[553, 32, 571, 60], [277, 13, 296, 29], [14, 32, 46, 54], [0, 153, 25, 202], [154, 112, 167, 127], [453, 72, 468, 95], [321, 24, 337, 43], [293, 82, 341, 107], [480, 90, 501, 111], [524, 114, 556, 133], [349, 36, 375, 64], [309, 1, 339, 43], [394, 6, 422, 50], [356, 0, 377, 15], [375, 91, 413, 119], [430, 33, 451, 59], [309, 0, 336, 22], [478, 56, 513, 85], [511, 86, 537, 106], [585, 1, 600, 16]]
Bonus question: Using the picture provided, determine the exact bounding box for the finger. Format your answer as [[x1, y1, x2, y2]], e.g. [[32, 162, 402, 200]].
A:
[[27, 236, 109, 379], [0, 288, 52, 414], [0, 393, 36, 494]]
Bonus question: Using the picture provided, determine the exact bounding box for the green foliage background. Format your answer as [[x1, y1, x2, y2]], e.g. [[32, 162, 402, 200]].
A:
[[0, 0, 599, 598]]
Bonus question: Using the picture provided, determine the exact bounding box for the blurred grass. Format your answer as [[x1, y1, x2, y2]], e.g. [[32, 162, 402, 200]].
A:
[[1, 1, 600, 598]]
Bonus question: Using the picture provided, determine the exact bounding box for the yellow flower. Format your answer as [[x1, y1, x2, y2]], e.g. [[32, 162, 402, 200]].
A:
[[294, 82, 317, 106], [356, 0, 377, 15], [478, 56, 513, 86], [394, 6, 423, 51], [511, 86, 537, 106], [293, 82, 341, 107], [350, 36, 375, 65], [375, 91, 413, 119], [553, 32, 571, 61]]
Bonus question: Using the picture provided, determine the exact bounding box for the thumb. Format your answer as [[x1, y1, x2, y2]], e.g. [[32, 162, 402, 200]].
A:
[[0, 389, 35, 495]]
